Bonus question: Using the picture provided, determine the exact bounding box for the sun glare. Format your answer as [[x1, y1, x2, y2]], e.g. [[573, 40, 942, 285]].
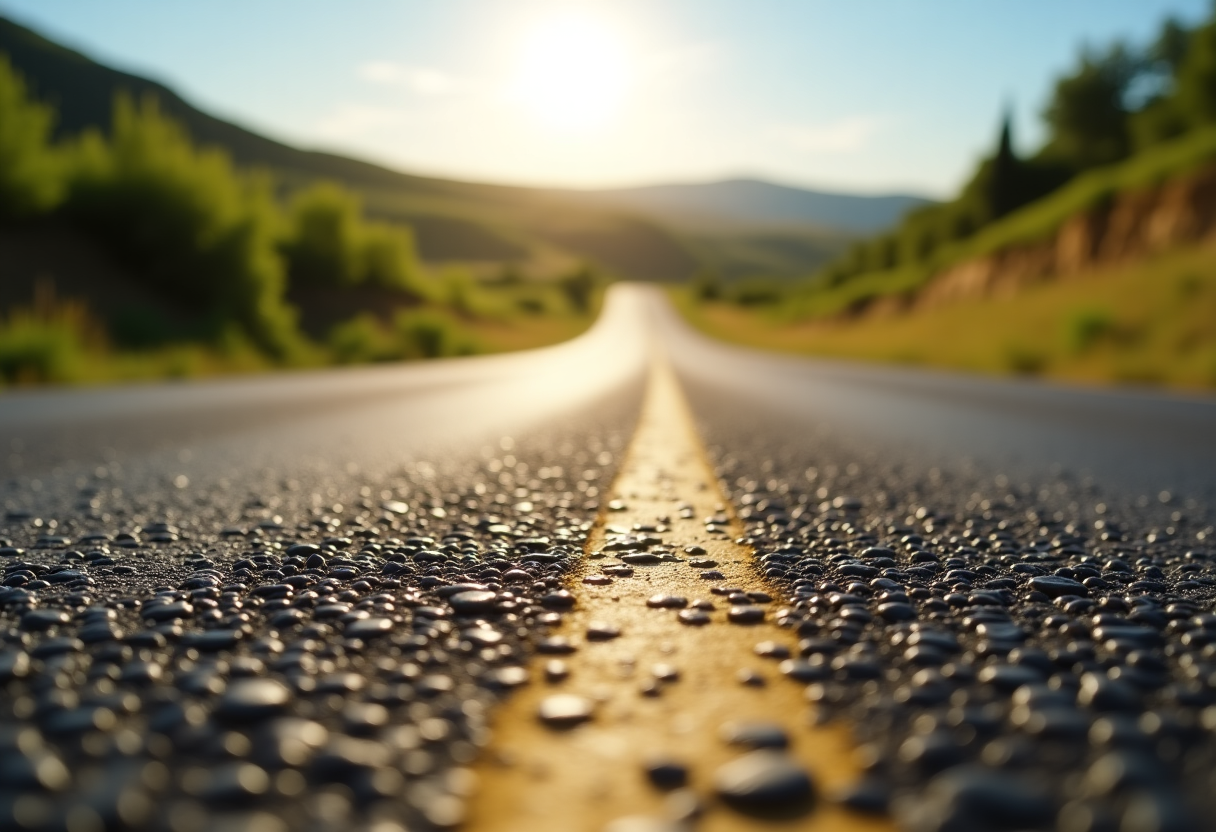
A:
[[512, 15, 630, 133]]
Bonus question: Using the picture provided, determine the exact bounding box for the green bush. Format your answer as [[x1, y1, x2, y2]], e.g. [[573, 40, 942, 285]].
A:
[[1065, 307, 1116, 354], [0, 301, 92, 385], [327, 308, 479, 364], [0, 54, 62, 219], [327, 314, 391, 364], [62, 94, 299, 357], [281, 182, 422, 294], [394, 309, 478, 358], [441, 268, 478, 316], [0, 52, 546, 380], [281, 182, 363, 287], [360, 223, 421, 292], [109, 303, 173, 348]]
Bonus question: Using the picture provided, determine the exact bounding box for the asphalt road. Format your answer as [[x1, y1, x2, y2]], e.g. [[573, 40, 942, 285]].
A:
[[0, 286, 651, 496], [1, 284, 1215, 832], [6, 283, 1213, 511], [658, 295, 1216, 509]]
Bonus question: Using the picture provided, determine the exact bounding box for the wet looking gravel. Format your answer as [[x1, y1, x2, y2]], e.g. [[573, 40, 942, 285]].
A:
[[682, 371, 1216, 832], [2, 284, 1215, 832], [462, 360, 881, 832], [0, 385, 639, 832]]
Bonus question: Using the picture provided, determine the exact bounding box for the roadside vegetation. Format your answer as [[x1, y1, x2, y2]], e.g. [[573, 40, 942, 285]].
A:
[[681, 11, 1216, 390], [805, 14, 1206, 301], [676, 245, 1216, 389], [0, 55, 604, 387]]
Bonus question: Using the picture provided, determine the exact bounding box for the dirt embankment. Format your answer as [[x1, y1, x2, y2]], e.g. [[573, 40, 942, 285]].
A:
[[875, 167, 1216, 316]]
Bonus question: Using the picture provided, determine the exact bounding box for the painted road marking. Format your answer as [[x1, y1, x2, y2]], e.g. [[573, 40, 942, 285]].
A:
[[466, 358, 891, 831]]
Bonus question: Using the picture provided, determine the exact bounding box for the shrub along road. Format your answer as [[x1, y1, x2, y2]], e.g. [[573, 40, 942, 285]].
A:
[[0, 285, 1214, 831]]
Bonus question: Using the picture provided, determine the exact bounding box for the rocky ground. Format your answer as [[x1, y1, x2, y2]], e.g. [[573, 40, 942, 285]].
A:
[[687, 375, 1216, 832], [0, 389, 638, 832], [1, 284, 1213, 832]]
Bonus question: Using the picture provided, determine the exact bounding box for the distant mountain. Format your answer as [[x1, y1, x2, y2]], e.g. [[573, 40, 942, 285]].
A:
[[581, 178, 932, 234], [0, 14, 914, 279]]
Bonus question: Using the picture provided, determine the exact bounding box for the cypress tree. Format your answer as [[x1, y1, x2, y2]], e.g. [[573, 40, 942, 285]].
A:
[[989, 107, 1021, 219]]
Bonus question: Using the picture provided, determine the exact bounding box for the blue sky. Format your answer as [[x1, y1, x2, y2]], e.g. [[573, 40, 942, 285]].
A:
[[0, 0, 1209, 195]]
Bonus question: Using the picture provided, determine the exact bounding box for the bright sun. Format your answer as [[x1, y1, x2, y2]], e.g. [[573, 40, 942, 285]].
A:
[[512, 15, 630, 133]]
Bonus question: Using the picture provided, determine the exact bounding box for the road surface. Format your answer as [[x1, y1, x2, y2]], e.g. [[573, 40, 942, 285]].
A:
[[1, 284, 1214, 832]]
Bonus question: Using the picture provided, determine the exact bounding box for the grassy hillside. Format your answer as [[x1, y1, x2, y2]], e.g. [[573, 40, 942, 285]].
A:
[[766, 127, 1216, 320], [665, 10, 1216, 391], [0, 56, 612, 388], [770, 10, 1216, 321], [676, 244, 1216, 390], [684, 227, 852, 281], [673, 130, 1216, 391]]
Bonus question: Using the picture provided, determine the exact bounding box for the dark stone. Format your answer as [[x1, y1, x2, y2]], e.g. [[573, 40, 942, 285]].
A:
[[728, 605, 765, 624], [1029, 575, 1088, 598], [714, 751, 814, 817], [720, 721, 790, 749], [644, 757, 689, 790]]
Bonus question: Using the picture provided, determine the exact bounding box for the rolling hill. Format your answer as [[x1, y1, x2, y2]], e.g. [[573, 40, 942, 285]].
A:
[[0, 14, 927, 281], [577, 178, 930, 234]]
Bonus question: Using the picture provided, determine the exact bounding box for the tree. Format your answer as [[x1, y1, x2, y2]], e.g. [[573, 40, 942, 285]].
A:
[[1149, 16, 1192, 76], [1130, 17, 1196, 149], [1171, 19, 1216, 127], [1040, 44, 1140, 168], [988, 109, 1021, 219]]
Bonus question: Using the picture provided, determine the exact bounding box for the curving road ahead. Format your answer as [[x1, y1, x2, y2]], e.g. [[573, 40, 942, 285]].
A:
[[1, 284, 1215, 832]]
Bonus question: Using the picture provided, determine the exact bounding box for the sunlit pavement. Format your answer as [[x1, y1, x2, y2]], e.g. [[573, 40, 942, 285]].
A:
[[1, 284, 1215, 831]]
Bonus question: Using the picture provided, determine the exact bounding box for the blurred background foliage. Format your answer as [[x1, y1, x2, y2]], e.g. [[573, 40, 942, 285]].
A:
[[0, 54, 606, 386], [812, 14, 1215, 293], [5, 6, 1216, 390], [683, 9, 1216, 389]]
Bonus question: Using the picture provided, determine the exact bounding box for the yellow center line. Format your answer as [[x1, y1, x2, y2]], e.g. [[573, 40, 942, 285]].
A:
[[466, 357, 892, 831]]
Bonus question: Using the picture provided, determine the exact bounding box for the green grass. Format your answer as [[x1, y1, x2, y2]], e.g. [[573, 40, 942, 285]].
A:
[[675, 245, 1216, 391]]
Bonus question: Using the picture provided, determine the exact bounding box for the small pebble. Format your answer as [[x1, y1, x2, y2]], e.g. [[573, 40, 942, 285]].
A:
[[714, 751, 814, 817], [644, 757, 689, 790], [647, 594, 688, 609], [677, 609, 711, 626], [586, 621, 622, 640], [728, 605, 765, 624], [538, 694, 594, 728], [720, 721, 790, 749]]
